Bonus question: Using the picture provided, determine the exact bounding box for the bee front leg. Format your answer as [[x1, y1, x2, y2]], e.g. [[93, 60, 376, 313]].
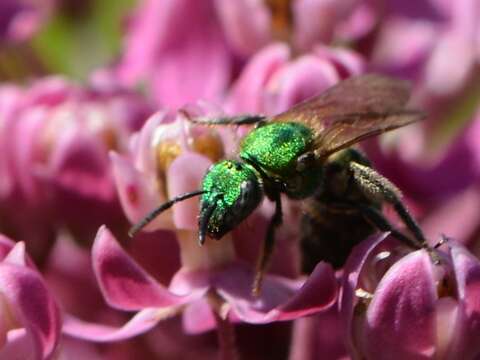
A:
[[349, 162, 427, 248], [180, 109, 267, 126], [252, 192, 283, 297]]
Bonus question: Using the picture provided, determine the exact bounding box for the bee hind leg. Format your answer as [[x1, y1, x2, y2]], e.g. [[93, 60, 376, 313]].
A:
[[353, 202, 421, 249], [252, 193, 282, 297], [349, 161, 427, 248]]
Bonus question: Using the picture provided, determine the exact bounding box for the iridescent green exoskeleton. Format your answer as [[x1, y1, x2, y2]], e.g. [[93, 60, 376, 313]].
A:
[[129, 74, 428, 295]]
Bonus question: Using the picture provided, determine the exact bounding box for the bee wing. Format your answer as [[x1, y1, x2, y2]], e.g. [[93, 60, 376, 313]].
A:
[[270, 74, 425, 159]]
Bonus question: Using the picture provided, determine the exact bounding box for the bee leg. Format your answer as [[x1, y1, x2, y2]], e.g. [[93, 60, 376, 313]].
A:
[[349, 162, 427, 248], [352, 202, 421, 249], [252, 193, 283, 297], [179, 109, 267, 126]]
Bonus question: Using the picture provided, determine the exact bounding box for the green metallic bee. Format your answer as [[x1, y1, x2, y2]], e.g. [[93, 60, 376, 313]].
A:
[[130, 74, 427, 294]]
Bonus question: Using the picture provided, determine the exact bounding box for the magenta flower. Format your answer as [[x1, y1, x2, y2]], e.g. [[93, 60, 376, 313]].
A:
[[0, 76, 153, 254], [0, 235, 61, 359], [215, 0, 372, 54], [110, 109, 225, 233], [116, 0, 371, 108], [0, 0, 51, 42], [370, 0, 480, 96], [117, 0, 232, 108], [65, 104, 337, 357], [363, 112, 480, 244], [342, 233, 480, 360], [63, 226, 337, 340], [225, 43, 364, 115]]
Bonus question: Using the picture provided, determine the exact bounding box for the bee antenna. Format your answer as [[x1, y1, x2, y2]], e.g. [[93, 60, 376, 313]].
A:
[[198, 194, 221, 246], [128, 190, 205, 237]]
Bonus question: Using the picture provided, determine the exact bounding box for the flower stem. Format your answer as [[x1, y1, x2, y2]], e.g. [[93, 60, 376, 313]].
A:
[[213, 309, 239, 360]]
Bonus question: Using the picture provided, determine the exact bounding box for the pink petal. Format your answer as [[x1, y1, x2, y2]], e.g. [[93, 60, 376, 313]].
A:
[[292, 0, 356, 49], [63, 309, 164, 342], [0, 264, 61, 359], [46, 125, 114, 202], [340, 233, 389, 357], [289, 308, 349, 360], [451, 243, 480, 359], [216, 262, 337, 323], [363, 250, 436, 360], [118, 0, 231, 107], [152, 23, 230, 107], [226, 43, 290, 114], [214, 0, 271, 55], [133, 111, 166, 174], [265, 54, 339, 114], [166, 152, 212, 230], [0, 235, 16, 260], [3, 242, 27, 266], [110, 152, 164, 228], [7, 106, 46, 203], [92, 227, 201, 311], [425, 31, 476, 95], [182, 298, 216, 334], [313, 45, 366, 77], [0, 329, 36, 360]]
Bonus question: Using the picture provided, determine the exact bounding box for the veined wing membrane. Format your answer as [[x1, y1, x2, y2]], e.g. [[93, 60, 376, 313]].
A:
[[270, 74, 424, 159]]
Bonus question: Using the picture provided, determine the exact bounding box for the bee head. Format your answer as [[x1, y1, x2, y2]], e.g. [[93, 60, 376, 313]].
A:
[[199, 160, 263, 245]]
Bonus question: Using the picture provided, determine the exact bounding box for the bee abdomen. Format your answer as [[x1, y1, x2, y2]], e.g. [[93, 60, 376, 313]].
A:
[[300, 200, 376, 273]]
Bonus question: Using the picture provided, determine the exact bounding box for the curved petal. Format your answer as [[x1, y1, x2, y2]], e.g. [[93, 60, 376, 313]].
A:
[[214, 0, 271, 55], [133, 111, 166, 174], [265, 54, 339, 114], [450, 243, 480, 359], [292, 0, 356, 49], [92, 227, 199, 311], [340, 233, 389, 358], [63, 308, 169, 342], [0, 235, 15, 261], [215, 262, 337, 324], [166, 152, 212, 230], [0, 264, 61, 359], [110, 152, 166, 228], [182, 298, 216, 334], [46, 124, 114, 202], [363, 250, 436, 360], [3, 242, 27, 266], [225, 43, 290, 114], [313, 45, 366, 77]]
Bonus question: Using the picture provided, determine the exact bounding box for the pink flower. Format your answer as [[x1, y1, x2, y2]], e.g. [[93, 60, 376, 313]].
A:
[[65, 105, 337, 356], [0, 0, 51, 42], [117, 0, 232, 108], [63, 226, 337, 340], [0, 235, 61, 359], [370, 0, 480, 97], [226, 43, 365, 115], [341, 233, 480, 360], [110, 108, 226, 233], [363, 111, 480, 244], [116, 0, 370, 108], [0, 76, 153, 258], [215, 0, 372, 54]]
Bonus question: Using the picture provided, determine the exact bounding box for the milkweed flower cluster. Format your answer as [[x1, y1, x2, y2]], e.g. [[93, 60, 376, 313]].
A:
[[1, 0, 480, 359]]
